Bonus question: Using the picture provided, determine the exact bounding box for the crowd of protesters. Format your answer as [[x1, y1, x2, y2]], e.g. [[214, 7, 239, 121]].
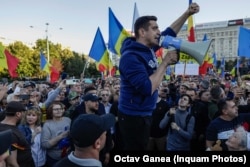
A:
[[1, 2, 250, 167], [0, 69, 250, 166]]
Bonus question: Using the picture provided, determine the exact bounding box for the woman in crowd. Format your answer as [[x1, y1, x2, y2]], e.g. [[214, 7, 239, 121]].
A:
[[18, 106, 46, 167], [41, 101, 71, 167]]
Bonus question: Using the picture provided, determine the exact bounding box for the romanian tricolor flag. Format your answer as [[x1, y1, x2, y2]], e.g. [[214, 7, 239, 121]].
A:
[[40, 52, 50, 73], [108, 7, 130, 56], [199, 34, 213, 75], [0, 44, 19, 78], [89, 27, 111, 72], [179, 0, 197, 64], [187, 0, 195, 42]]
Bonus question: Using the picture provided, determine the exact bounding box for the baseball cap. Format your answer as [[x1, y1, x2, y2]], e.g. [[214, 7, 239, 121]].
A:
[[0, 129, 12, 155], [70, 113, 115, 147], [68, 91, 79, 101], [6, 101, 27, 114], [83, 94, 101, 101]]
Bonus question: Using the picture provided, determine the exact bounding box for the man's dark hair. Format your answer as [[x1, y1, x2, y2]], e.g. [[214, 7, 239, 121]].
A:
[[134, 16, 157, 38], [217, 98, 230, 115], [210, 85, 222, 100], [180, 94, 192, 105], [186, 88, 197, 94], [198, 90, 208, 98], [83, 86, 96, 95]]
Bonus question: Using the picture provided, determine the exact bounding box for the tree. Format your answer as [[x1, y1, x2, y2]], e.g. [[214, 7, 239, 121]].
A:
[[63, 53, 85, 78], [8, 41, 38, 78], [0, 38, 99, 80]]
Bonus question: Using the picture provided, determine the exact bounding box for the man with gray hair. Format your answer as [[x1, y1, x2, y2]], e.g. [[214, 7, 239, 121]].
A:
[[226, 126, 248, 151]]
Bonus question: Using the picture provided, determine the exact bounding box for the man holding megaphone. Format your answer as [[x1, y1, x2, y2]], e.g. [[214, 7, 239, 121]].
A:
[[118, 2, 200, 150]]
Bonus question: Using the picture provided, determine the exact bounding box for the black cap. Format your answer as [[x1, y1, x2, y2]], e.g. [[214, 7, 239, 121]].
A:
[[6, 101, 26, 114], [70, 114, 115, 147], [83, 94, 101, 101]]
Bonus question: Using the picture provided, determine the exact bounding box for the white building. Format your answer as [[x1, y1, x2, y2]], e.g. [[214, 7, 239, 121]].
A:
[[178, 18, 250, 61]]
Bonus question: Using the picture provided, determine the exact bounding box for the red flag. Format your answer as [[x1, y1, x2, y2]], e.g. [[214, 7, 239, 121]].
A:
[[50, 66, 60, 83], [110, 66, 116, 77], [4, 50, 19, 78]]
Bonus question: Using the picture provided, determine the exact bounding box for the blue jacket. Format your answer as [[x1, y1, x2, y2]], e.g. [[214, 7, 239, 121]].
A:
[[118, 27, 176, 116]]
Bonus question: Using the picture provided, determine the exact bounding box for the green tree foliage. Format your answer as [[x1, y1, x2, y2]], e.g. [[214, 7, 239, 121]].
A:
[[85, 62, 101, 78], [0, 39, 99, 79], [8, 41, 37, 78], [63, 52, 85, 78]]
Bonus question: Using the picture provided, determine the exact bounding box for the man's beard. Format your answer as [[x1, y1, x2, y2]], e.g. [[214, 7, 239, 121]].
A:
[[89, 107, 98, 114], [16, 117, 22, 125]]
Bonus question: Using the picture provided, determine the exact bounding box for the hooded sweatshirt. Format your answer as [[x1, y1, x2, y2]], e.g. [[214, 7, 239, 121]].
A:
[[118, 27, 176, 116]]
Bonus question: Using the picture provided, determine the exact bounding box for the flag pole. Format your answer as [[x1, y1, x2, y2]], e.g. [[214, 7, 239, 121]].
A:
[[183, 60, 187, 79], [82, 58, 89, 78], [236, 57, 240, 77], [109, 52, 111, 77], [45, 23, 50, 82], [131, 2, 139, 35]]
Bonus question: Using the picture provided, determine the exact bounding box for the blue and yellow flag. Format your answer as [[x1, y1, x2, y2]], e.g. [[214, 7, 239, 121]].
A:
[[108, 7, 130, 56], [40, 52, 50, 73], [89, 27, 110, 72]]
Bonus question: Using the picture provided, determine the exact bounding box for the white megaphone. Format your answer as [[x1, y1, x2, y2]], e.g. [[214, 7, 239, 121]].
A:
[[159, 36, 213, 65]]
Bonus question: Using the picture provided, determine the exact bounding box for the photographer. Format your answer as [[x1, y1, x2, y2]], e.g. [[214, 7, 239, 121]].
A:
[[160, 94, 195, 151]]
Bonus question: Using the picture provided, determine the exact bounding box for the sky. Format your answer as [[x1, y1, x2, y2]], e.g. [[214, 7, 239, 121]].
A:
[[0, 0, 249, 55]]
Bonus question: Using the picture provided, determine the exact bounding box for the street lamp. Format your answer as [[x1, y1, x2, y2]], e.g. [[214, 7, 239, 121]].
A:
[[45, 23, 50, 64]]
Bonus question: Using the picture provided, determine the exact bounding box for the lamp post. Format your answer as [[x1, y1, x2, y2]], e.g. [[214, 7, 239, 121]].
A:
[[45, 23, 50, 64]]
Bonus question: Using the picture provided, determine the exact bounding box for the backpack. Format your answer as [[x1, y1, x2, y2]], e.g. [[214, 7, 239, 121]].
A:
[[184, 114, 192, 131], [167, 113, 192, 132]]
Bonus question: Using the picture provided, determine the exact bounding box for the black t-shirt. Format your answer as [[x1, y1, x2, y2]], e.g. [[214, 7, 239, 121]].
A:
[[54, 158, 84, 167], [150, 99, 170, 138], [0, 123, 35, 167]]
